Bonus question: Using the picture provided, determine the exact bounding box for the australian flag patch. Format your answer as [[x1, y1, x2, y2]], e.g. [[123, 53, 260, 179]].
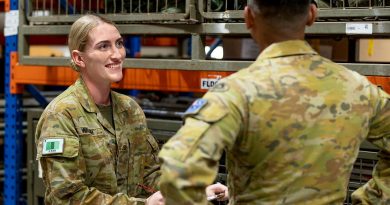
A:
[[184, 99, 208, 116]]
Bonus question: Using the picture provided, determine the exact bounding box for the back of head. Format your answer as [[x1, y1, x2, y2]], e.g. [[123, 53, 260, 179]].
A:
[[68, 14, 115, 71], [249, 0, 311, 30]]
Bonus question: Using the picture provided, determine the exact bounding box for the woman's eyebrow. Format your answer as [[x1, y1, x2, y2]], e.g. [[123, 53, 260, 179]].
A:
[[95, 37, 123, 45]]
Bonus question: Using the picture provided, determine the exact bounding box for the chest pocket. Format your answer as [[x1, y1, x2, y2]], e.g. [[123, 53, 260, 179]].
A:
[[79, 131, 117, 194]]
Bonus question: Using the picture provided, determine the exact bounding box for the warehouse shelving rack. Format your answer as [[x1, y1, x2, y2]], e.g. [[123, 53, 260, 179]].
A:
[[3, 0, 390, 204], [4, 0, 24, 204], [24, 0, 197, 23], [16, 1, 390, 76]]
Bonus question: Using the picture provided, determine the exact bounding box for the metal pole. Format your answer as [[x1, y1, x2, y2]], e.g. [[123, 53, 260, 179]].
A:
[[4, 0, 24, 204]]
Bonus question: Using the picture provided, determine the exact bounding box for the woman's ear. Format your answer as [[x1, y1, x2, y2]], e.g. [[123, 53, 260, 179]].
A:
[[306, 4, 317, 26], [71, 50, 85, 68]]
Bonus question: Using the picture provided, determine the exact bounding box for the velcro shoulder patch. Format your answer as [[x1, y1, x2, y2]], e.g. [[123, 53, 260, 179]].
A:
[[184, 99, 208, 116], [184, 97, 228, 123], [42, 138, 64, 155], [37, 136, 79, 159]]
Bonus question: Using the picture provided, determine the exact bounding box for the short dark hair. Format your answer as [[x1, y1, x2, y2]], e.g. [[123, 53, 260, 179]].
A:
[[250, 0, 311, 19], [249, 0, 312, 29]]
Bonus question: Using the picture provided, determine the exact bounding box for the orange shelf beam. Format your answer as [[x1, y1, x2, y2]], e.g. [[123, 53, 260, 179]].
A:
[[366, 76, 390, 94], [10, 52, 390, 94], [10, 52, 234, 94], [4, 0, 9, 11]]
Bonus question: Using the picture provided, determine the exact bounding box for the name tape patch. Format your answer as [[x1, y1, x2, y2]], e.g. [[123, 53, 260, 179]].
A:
[[42, 138, 64, 155], [185, 99, 208, 115]]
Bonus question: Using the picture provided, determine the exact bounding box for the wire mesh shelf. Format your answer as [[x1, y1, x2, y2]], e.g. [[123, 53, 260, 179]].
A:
[[199, 0, 247, 21], [317, 0, 390, 20], [26, 0, 194, 24]]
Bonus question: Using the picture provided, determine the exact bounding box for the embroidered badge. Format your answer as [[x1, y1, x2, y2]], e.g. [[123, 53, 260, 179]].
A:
[[42, 138, 64, 155], [210, 82, 229, 92], [185, 99, 208, 115]]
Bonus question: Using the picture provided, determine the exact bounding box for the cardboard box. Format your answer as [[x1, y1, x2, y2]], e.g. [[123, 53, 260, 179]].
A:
[[223, 38, 260, 60], [29, 45, 70, 57], [307, 38, 349, 62], [223, 37, 349, 62], [356, 39, 390, 63]]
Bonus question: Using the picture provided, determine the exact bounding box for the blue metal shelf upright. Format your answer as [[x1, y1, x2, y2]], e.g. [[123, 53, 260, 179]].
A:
[[4, 0, 24, 204]]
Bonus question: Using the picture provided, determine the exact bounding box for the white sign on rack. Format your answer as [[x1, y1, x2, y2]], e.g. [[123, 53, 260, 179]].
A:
[[201, 78, 220, 89], [4, 27, 18, 36], [201, 75, 222, 90], [346, 23, 373, 35], [4, 10, 19, 36]]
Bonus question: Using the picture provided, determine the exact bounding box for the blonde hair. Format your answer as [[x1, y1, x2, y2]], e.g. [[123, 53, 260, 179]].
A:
[[68, 14, 116, 71]]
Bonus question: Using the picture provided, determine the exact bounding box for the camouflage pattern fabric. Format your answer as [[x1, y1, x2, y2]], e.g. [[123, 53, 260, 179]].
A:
[[36, 78, 160, 205], [158, 40, 390, 205]]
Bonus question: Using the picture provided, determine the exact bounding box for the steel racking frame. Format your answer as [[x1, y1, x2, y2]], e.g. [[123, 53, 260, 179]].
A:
[[4, 0, 24, 205]]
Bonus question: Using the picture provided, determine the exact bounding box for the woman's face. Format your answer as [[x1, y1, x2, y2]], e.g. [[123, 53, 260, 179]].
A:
[[81, 22, 126, 85]]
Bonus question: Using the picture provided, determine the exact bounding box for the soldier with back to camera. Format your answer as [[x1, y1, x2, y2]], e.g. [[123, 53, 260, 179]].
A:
[[158, 0, 390, 204]]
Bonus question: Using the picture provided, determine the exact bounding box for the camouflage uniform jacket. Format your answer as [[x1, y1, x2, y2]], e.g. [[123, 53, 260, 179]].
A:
[[36, 78, 160, 205], [158, 40, 390, 205]]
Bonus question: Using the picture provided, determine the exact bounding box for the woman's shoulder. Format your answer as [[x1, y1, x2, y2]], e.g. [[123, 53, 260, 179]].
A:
[[112, 91, 141, 107], [44, 86, 81, 113]]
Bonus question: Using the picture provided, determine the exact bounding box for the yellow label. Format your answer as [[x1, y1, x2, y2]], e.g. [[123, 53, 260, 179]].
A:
[[368, 39, 374, 57]]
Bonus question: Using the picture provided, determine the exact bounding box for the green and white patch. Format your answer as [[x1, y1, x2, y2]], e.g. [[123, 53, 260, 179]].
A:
[[42, 138, 64, 155]]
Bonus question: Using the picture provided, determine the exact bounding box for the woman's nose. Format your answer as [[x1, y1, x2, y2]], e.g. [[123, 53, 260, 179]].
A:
[[111, 46, 124, 60]]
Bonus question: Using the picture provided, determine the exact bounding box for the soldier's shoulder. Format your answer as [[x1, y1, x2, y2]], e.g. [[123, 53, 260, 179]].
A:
[[321, 57, 370, 84], [43, 87, 80, 114], [209, 67, 254, 93], [113, 91, 141, 108], [112, 91, 134, 102]]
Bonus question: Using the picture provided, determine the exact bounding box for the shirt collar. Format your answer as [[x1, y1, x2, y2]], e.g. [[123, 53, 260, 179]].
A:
[[110, 91, 128, 114], [257, 40, 318, 61], [74, 78, 129, 114]]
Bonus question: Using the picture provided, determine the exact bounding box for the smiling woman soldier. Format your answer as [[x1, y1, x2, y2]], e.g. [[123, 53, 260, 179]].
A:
[[35, 14, 163, 205]]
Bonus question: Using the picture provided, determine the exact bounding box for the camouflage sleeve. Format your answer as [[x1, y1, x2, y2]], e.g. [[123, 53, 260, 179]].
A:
[[127, 99, 161, 195], [158, 81, 245, 205], [352, 88, 390, 204], [36, 111, 148, 205], [140, 112, 161, 192]]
